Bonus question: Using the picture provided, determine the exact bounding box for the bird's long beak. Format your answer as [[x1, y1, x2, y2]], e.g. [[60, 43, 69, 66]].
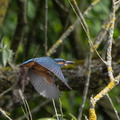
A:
[[65, 61, 75, 64]]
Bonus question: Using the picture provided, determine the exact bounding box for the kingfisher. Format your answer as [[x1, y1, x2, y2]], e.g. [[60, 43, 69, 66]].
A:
[[20, 57, 74, 99]]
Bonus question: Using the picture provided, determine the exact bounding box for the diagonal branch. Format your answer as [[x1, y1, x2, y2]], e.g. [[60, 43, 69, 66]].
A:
[[46, 0, 100, 56]]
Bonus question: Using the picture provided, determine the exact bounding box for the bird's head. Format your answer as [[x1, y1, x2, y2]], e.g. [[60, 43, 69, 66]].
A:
[[54, 58, 74, 67]]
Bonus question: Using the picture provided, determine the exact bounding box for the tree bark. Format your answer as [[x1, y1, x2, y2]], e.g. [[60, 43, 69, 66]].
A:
[[0, 59, 119, 94]]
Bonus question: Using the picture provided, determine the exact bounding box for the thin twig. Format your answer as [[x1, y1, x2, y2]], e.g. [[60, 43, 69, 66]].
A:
[[67, 0, 92, 119], [115, 0, 120, 4], [67, 1, 104, 120], [18, 89, 33, 120], [59, 98, 64, 119], [78, 52, 92, 120], [52, 99, 59, 120], [84, 0, 100, 16], [106, 94, 120, 120], [46, 0, 100, 56], [0, 108, 12, 120], [69, 0, 106, 64], [68, 0, 89, 33], [47, 0, 120, 57], [17, 99, 50, 120], [55, 0, 68, 12], [0, 83, 16, 98]]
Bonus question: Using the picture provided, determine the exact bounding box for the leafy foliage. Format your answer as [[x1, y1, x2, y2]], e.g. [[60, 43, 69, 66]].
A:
[[0, 37, 13, 66]]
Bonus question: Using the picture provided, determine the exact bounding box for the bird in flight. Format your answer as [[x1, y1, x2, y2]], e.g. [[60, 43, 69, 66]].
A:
[[20, 57, 74, 99]]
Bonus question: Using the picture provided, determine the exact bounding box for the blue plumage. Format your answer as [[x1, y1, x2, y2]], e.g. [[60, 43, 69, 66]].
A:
[[22, 58, 34, 65], [20, 57, 74, 99]]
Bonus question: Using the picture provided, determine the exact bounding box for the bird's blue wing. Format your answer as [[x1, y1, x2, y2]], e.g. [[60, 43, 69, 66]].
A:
[[35, 57, 71, 89], [28, 69, 61, 99], [21, 58, 34, 65], [20, 58, 35, 68]]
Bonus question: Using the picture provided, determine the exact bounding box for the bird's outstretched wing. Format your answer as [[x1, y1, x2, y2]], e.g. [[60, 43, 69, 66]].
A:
[[35, 57, 71, 89], [28, 69, 61, 99], [20, 57, 71, 89]]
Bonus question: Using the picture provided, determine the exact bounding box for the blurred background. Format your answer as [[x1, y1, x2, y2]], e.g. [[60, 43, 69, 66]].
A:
[[0, 0, 120, 120]]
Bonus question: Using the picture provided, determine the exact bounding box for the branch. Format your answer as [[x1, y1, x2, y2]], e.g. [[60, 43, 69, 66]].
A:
[[46, 0, 100, 56], [89, 1, 119, 119], [0, 60, 120, 94]]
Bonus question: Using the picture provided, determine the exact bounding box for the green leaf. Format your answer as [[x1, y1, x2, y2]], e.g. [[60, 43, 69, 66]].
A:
[[7, 49, 14, 63], [2, 49, 8, 67]]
